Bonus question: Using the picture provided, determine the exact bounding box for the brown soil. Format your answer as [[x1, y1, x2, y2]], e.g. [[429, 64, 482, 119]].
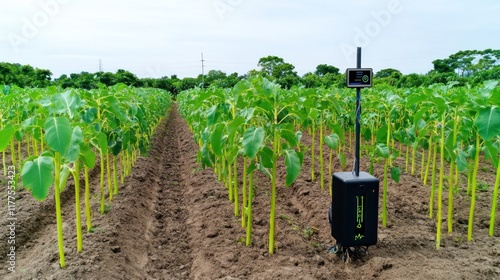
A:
[[0, 105, 499, 280]]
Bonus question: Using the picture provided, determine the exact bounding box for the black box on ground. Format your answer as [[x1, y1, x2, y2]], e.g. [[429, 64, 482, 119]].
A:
[[330, 171, 379, 247]]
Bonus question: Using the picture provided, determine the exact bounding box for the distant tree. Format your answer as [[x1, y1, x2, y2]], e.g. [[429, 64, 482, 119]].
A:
[[432, 49, 500, 77], [302, 72, 321, 88], [314, 64, 339, 77], [115, 69, 140, 86], [257, 55, 299, 89], [375, 68, 402, 79], [96, 71, 116, 86], [374, 68, 403, 87]]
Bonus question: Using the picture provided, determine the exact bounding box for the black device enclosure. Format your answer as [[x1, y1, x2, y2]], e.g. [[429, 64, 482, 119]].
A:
[[331, 171, 379, 247]]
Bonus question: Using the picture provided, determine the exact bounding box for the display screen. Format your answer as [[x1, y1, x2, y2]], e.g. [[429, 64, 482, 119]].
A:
[[346, 68, 372, 88]]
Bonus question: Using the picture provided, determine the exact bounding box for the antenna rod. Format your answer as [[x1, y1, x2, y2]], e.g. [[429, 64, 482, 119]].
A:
[[355, 47, 361, 177], [201, 52, 205, 87]]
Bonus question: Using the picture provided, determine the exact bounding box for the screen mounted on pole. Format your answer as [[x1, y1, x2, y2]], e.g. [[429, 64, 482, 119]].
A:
[[346, 68, 373, 88]]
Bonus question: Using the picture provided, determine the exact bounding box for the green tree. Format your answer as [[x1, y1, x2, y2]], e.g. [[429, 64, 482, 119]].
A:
[[257, 56, 299, 89], [314, 64, 339, 77]]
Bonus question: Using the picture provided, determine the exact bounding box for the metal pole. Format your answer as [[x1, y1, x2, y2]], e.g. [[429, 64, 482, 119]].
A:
[[355, 47, 361, 177]]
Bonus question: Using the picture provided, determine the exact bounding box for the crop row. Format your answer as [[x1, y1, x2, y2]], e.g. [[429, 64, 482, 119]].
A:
[[178, 76, 500, 252], [0, 84, 172, 268]]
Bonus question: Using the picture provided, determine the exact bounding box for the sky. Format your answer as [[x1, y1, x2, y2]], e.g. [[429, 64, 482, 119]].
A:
[[1, 0, 499, 79]]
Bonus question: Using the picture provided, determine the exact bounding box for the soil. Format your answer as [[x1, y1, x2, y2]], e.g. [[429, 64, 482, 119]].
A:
[[0, 104, 499, 280]]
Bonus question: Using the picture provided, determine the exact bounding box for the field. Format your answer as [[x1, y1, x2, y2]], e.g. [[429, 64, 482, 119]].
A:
[[1, 102, 499, 280]]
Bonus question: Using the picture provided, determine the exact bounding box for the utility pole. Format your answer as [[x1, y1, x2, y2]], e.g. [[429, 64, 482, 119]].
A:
[[201, 52, 205, 87], [99, 59, 102, 72]]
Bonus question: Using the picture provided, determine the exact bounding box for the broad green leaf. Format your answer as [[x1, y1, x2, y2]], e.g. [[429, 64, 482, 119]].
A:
[[227, 116, 245, 139], [284, 149, 302, 186], [376, 125, 388, 144], [308, 108, 320, 120], [108, 96, 128, 123], [97, 132, 108, 154], [80, 107, 97, 124], [64, 126, 83, 162], [242, 126, 265, 159], [210, 123, 226, 156], [295, 131, 302, 146], [484, 139, 499, 169], [474, 106, 500, 141], [239, 107, 255, 122], [80, 143, 96, 169], [44, 117, 72, 154], [206, 105, 219, 126], [280, 129, 297, 147], [22, 156, 54, 201], [246, 162, 257, 174], [59, 165, 71, 193], [338, 152, 347, 170], [324, 133, 339, 150], [110, 140, 122, 156], [258, 162, 271, 178], [259, 147, 274, 169], [456, 148, 468, 172], [199, 144, 214, 168], [50, 90, 84, 119], [488, 87, 500, 107], [375, 143, 390, 158], [390, 166, 401, 183], [0, 124, 17, 152]]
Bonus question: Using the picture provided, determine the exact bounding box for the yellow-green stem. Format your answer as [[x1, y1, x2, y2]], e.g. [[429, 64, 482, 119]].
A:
[[233, 161, 239, 217], [100, 152, 105, 214], [74, 161, 83, 252], [311, 121, 316, 181], [107, 152, 112, 201], [468, 132, 480, 241], [54, 153, 66, 268], [242, 157, 247, 228], [269, 129, 279, 254], [84, 166, 92, 232], [489, 139, 500, 236], [436, 115, 445, 249], [382, 158, 388, 227], [246, 170, 254, 246], [424, 136, 433, 185], [448, 113, 459, 234], [429, 139, 438, 219], [319, 122, 325, 189], [113, 155, 118, 195]]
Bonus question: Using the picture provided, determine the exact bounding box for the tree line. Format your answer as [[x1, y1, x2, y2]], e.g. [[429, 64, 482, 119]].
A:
[[1, 49, 498, 93]]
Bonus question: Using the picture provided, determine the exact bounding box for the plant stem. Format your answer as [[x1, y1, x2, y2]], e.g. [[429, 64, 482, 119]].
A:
[[436, 115, 445, 249], [489, 139, 500, 236], [269, 128, 279, 254], [382, 158, 388, 227], [54, 152, 66, 268], [242, 157, 247, 228], [246, 170, 254, 246], [429, 137, 438, 219], [113, 155, 118, 195], [448, 113, 459, 233], [233, 161, 239, 217], [319, 121, 325, 189], [84, 166, 92, 232], [411, 143, 416, 176], [468, 132, 480, 241], [311, 121, 315, 181], [424, 135, 433, 185], [100, 151, 105, 214], [74, 160, 83, 252], [107, 152, 112, 201]]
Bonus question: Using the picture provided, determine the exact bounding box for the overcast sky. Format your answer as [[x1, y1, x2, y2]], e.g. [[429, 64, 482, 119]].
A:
[[1, 0, 498, 78]]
